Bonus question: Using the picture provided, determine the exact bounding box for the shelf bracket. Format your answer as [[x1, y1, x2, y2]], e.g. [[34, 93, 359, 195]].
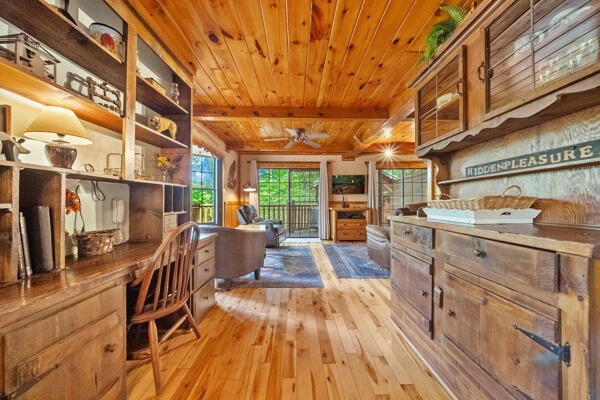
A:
[[513, 324, 570, 366]]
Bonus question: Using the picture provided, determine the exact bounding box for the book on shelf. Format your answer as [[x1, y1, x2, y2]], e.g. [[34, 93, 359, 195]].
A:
[[23, 206, 54, 274], [16, 227, 26, 279], [18, 211, 32, 278]]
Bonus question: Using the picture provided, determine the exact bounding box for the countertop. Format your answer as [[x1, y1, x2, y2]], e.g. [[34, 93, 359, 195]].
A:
[[390, 216, 600, 258]]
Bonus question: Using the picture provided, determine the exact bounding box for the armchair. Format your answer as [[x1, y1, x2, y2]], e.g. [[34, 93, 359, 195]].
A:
[[366, 224, 390, 268], [236, 204, 287, 247], [199, 225, 266, 290]]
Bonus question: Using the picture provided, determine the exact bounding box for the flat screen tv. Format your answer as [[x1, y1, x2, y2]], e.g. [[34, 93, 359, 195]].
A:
[[331, 175, 366, 194]]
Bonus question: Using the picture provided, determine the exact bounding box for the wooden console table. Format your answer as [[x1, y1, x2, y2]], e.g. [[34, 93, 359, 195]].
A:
[[329, 208, 370, 241]]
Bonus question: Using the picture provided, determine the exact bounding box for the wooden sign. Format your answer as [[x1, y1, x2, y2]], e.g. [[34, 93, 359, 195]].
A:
[[465, 139, 600, 178]]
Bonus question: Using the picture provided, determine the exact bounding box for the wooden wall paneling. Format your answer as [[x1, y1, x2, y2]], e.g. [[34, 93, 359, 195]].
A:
[[223, 201, 241, 228]]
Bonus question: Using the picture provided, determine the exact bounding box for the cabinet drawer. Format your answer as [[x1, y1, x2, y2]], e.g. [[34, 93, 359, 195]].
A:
[[443, 271, 560, 400], [391, 289, 432, 338], [163, 214, 178, 233], [191, 280, 216, 324], [391, 247, 433, 321], [192, 258, 215, 288], [337, 219, 367, 229], [391, 222, 433, 249], [436, 230, 557, 292], [337, 229, 366, 241]]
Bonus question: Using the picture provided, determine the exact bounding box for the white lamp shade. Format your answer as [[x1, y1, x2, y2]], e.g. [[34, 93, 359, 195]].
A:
[[23, 106, 93, 145], [243, 182, 256, 192]]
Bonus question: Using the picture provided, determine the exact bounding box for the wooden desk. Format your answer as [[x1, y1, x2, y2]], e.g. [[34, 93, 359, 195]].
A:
[[0, 234, 215, 400]]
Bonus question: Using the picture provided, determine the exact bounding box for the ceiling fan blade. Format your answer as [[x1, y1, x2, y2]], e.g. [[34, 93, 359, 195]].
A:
[[304, 140, 321, 148], [306, 133, 328, 139], [284, 140, 296, 149], [285, 128, 300, 138], [264, 137, 290, 141]]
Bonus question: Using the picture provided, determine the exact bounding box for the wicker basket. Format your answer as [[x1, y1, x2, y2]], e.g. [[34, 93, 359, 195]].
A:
[[75, 229, 118, 257], [427, 185, 537, 210]]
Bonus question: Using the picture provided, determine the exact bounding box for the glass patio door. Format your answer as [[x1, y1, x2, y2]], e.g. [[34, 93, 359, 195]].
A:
[[258, 168, 319, 238]]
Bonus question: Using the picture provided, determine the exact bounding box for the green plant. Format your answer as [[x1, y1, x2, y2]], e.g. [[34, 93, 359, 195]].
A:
[[416, 5, 468, 65]]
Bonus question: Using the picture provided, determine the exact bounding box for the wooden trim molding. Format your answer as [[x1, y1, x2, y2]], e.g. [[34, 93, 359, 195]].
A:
[[256, 161, 321, 169], [375, 161, 427, 169]]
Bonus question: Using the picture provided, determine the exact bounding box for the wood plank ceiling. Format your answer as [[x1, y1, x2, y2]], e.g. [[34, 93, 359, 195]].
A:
[[126, 0, 473, 157]]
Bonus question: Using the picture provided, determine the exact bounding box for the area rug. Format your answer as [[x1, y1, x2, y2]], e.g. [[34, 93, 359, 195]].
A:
[[216, 246, 323, 289], [323, 244, 390, 279]]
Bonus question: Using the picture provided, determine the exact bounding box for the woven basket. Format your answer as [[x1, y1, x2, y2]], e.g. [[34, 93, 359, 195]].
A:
[[75, 229, 118, 257], [427, 185, 537, 210]]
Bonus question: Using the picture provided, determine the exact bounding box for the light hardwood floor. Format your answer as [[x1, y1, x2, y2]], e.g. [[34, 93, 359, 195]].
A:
[[126, 243, 452, 399]]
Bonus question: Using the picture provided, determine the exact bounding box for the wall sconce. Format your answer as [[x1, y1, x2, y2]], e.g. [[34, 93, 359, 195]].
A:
[[23, 106, 93, 169]]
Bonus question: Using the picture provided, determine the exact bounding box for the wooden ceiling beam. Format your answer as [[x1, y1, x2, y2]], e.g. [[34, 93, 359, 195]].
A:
[[193, 106, 389, 121]]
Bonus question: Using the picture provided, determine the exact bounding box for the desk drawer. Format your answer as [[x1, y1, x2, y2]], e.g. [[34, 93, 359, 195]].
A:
[[436, 230, 557, 292], [191, 280, 215, 323], [163, 214, 178, 233], [192, 258, 215, 288], [194, 242, 215, 266]]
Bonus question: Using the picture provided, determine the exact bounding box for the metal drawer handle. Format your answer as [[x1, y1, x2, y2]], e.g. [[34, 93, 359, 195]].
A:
[[205, 249, 210, 253], [403, 230, 411, 235], [204, 267, 210, 272], [447, 309, 456, 317], [473, 248, 485, 257], [421, 290, 428, 297]]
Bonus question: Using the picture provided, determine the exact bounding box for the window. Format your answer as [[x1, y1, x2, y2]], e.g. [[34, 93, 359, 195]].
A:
[[191, 149, 221, 223], [378, 169, 427, 225]]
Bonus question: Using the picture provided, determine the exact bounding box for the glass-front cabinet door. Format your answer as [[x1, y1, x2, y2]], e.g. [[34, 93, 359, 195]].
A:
[[486, 0, 599, 116], [416, 46, 466, 148]]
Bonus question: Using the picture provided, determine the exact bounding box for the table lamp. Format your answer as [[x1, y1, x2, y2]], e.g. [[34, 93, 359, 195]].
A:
[[242, 182, 256, 204], [23, 106, 93, 169]]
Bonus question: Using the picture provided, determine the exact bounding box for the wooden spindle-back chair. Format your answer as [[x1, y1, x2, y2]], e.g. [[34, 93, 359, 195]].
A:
[[127, 221, 202, 394]]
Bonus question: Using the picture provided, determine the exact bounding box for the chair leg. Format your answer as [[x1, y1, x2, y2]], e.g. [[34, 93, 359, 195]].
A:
[[148, 320, 162, 394], [254, 269, 260, 280], [183, 303, 201, 339]]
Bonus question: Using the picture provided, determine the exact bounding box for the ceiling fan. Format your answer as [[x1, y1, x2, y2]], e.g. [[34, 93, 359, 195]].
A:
[[265, 128, 329, 149]]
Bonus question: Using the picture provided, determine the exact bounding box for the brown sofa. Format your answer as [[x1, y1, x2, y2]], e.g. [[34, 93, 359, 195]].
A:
[[199, 225, 266, 290], [366, 225, 390, 269]]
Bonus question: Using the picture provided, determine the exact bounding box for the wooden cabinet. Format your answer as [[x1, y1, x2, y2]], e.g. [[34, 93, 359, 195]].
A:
[[190, 235, 216, 324], [415, 46, 466, 147], [389, 216, 599, 400], [329, 208, 370, 241], [411, 0, 600, 157], [0, 0, 195, 283], [485, 0, 600, 117], [0, 283, 127, 400]]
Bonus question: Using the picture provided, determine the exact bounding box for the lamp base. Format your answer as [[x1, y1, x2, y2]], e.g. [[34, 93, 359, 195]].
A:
[[45, 140, 77, 169]]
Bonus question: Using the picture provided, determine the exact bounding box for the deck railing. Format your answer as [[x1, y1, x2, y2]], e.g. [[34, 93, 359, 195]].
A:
[[259, 203, 318, 236], [191, 204, 214, 223]]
